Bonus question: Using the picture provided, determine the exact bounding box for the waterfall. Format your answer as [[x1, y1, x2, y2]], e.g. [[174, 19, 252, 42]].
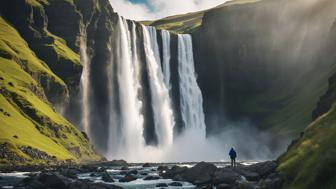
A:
[[178, 34, 206, 136], [108, 17, 145, 159], [79, 23, 91, 136], [161, 30, 171, 88], [142, 26, 175, 148]]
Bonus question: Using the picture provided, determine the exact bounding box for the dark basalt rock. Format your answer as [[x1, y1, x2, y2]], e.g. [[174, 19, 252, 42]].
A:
[[157, 165, 169, 172], [127, 169, 138, 175], [161, 165, 188, 179], [217, 183, 231, 189], [156, 183, 168, 187], [212, 168, 240, 185], [120, 166, 129, 170], [142, 163, 153, 167], [182, 162, 217, 185], [246, 161, 277, 178], [58, 168, 79, 179], [169, 181, 182, 186], [38, 172, 70, 188], [101, 171, 114, 182], [144, 175, 160, 180], [119, 174, 137, 182]]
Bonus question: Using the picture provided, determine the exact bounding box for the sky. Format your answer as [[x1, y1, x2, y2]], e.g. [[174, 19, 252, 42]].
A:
[[109, 0, 229, 21]]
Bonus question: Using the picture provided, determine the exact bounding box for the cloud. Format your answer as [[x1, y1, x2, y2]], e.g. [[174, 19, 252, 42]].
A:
[[109, 0, 229, 21]]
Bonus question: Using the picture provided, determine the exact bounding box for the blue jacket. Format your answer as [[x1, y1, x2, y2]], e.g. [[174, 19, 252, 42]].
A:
[[229, 148, 237, 158]]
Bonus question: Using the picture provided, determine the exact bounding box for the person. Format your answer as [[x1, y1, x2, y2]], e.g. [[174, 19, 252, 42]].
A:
[[229, 147, 237, 167]]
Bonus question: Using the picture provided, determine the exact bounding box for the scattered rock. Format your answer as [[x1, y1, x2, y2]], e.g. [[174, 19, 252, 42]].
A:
[[233, 181, 255, 189], [213, 168, 240, 185], [201, 184, 214, 189], [217, 183, 231, 189], [120, 166, 129, 170], [161, 165, 188, 179], [169, 181, 182, 186], [119, 174, 137, 182], [157, 165, 169, 172], [102, 171, 114, 182], [127, 169, 138, 175], [144, 175, 160, 180], [156, 183, 168, 187], [94, 160, 128, 167], [59, 168, 78, 179], [182, 162, 217, 185], [38, 172, 69, 188], [247, 161, 277, 177], [236, 169, 259, 181], [142, 163, 153, 167]]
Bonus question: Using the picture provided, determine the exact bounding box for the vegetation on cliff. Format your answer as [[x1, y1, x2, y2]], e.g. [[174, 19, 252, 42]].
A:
[[0, 0, 101, 165]]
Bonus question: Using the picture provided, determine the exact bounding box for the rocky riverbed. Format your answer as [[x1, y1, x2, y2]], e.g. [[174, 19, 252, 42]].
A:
[[0, 160, 284, 189]]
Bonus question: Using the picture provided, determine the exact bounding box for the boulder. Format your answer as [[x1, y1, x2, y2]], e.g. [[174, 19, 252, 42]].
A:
[[120, 166, 129, 171], [236, 169, 259, 181], [217, 183, 231, 189], [23, 177, 45, 189], [181, 162, 217, 184], [127, 169, 138, 175], [232, 182, 255, 189], [161, 165, 188, 179], [119, 174, 137, 182], [68, 180, 122, 189], [143, 175, 160, 180], [201, 184, 214, 189], [59, 168, 79, 179], [169, 182, 183, 186], [246, 161, 277, 177], [38, 172, 70, 188], [213, 168, 240, 185], [157, 165, 169, 172], [142, 163, 153, 167], [102, 171, 114, 182], [156, 183, 168, 187]]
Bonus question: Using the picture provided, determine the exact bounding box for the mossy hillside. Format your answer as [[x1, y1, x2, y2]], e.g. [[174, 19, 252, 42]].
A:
[[144, 0, 260, 34], [0, 17, 66, 88], [0, 17, 100, 165], [278, 104, 336, 189], [45, 30, 80, 65]]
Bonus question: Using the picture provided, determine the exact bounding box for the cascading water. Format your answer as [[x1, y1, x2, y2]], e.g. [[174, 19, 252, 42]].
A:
[[177, 34, 206, 136], [84, 15, 208, 161], [108, 17, 145, 159], [143, 26, 175, 148], [79, 23, 91, 136], [161, 30, 171, 88]]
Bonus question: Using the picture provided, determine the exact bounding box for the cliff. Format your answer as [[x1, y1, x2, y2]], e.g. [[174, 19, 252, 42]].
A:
[[192, 0, 336, 139], [0, 0, 103, 166]]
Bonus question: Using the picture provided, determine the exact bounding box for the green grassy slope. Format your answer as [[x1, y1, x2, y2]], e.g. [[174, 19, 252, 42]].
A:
[[143, 0, 260, 33], [278, 104, 336, 189], [0, 16, 100, 166]]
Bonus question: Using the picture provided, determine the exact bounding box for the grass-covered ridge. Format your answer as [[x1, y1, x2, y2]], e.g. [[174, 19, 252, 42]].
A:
[[278, 104, 336, 189], [143, 0, 260, 34], [0, 16, 100, 166]]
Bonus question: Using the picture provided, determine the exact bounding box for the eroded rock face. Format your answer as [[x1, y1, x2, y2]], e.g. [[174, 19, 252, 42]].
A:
[[192, 0, 336, 137]]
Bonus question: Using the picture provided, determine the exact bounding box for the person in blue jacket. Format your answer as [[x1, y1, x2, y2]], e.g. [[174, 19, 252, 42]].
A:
[[229, 147, 237, 167]]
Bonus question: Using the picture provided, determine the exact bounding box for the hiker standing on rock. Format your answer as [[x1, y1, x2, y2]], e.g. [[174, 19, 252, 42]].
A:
[[229, 147, 237, 167]]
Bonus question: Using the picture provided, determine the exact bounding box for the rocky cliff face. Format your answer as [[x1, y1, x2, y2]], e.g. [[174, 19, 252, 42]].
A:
[[0, 0, 103, 165], [192, 0, 336, 137]]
